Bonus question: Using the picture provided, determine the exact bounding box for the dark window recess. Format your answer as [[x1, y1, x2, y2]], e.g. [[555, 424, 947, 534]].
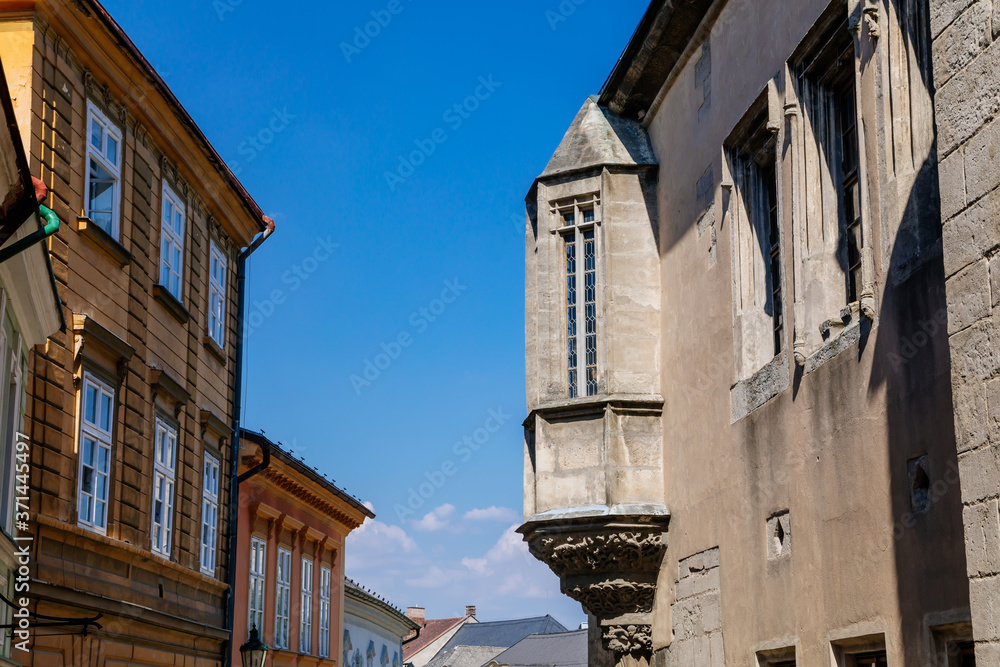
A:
[[839, 81, 862, 304], [855, 652, 888, 667], [764, 160, 783, 355], [956, 641, 976, 667]]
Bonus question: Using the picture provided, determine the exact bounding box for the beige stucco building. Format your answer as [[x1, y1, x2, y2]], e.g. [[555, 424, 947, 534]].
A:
[[519, 0, 995, 665]]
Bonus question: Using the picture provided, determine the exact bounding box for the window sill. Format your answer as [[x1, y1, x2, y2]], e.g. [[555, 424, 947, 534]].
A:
[[803, 307, 870, 375], [153, 284, 191, 325], [77, 216, 132, 267], [731, 351, 789, 422], [203, 334, 227, 365]]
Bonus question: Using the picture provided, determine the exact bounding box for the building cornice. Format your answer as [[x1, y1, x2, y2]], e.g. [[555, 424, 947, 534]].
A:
[[242, 454, 367, 531], [598, 0, 718, 121]]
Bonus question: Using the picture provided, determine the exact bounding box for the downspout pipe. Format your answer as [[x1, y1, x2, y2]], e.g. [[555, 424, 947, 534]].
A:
[[223, 216, 275, 667], [0, 205, 60, 265]]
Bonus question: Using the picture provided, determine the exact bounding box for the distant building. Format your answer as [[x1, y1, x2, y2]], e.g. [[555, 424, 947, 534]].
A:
[[235, 430, 373, 665], [423, 615, 569, 667], [485, 629, 588, 667], [402, 606, 477, 667], [343, 579, 419, 667]]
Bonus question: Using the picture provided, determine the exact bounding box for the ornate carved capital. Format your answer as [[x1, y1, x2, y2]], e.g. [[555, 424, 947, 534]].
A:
[[519, 510, 668, 664]]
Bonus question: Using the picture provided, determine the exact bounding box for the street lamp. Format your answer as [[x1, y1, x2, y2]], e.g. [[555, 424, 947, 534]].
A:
[[240, 626, 269, 667]]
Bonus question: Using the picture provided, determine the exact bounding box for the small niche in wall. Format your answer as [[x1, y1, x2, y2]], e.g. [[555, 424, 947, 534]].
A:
[[908, 455, 931, 513], [767, 511, 791, 560]]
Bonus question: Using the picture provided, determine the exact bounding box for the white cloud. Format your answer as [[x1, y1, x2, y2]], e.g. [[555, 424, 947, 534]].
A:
[[463, 506, 519, 523], [347, 516, 418, 567], [412, 504, 457, 532], [345, 511, 583, 626]]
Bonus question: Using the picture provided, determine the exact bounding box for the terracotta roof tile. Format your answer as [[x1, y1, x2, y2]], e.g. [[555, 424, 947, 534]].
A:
[[403, 617, 469, 659]]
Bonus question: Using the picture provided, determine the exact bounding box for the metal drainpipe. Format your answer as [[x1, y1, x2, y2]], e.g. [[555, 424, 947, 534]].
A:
[[223, 216, 274, 667], [0, 205, 60, 264]]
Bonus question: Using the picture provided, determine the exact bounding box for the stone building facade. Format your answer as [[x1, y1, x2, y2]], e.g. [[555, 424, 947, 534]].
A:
[[520, 0, 991, 665], [235, 430, 373, 666], [0, 0, 271, 663], [932, 0, 1000, 662]]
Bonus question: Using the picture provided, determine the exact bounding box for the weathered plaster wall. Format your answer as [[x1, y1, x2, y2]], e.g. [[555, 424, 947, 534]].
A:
[[641, 0, 968, 664]]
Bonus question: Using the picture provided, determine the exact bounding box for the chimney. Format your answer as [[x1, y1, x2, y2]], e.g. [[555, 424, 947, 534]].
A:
[[466, 605, 476, 618], [407, 607, 425, 626]]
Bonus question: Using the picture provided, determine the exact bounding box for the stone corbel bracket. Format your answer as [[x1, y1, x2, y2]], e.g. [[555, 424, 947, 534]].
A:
[[518, 507, 669, 666]]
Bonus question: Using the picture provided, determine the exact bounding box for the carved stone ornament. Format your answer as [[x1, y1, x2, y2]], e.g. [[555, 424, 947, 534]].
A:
[[519, 511, 668, 665], [603, 624, 652, 657]]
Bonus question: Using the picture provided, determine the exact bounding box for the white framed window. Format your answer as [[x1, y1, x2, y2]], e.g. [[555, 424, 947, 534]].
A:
[[208, 240, 227, 347], [275, 547, 292, 649], [160, 184, 186, 300], [555, 195, 600, 398], [299, 557, 313, 654], [319, 566, 331, 658], [200, 454, 220, 574], [248, 536, 267, 636], [78, 372, 114, 532], [150, 418, 177, 557], [85, 101, 122, 238]]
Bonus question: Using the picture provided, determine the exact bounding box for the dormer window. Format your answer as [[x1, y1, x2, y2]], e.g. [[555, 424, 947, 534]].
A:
[[556, 195, 600, 398]]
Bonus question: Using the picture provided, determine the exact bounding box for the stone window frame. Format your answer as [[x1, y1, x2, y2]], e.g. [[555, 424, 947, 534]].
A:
[[199, 452, 220, 576], [300, 555, 314, 654], [75, 368, 116, 535], [158, 180, 187, 303], [755, 644, 797, 667], [830, 632, 887, 667], [318, 565, 332, 658], [275, 545, 292, 650], [725, 82, 791, 420], [787, 2, 877, 369], [207, 238, 228, 350], [150, 413, 179, 559], [83, 99, 124, 240], [248, 534, 267, 638], [930, 621, 974, 667], [550, 192, 604, 400]]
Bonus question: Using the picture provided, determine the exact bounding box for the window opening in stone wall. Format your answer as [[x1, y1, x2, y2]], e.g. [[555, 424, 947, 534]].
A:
[[854, 652, 888, 667], [555, 195, 600, 398], [839, 81, 862, 304], [727, 95, 784, 373], [799, 21, 862, 308]]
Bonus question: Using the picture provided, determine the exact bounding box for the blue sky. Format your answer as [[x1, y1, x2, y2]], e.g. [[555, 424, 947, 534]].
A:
[[101, 0, 649, 628]]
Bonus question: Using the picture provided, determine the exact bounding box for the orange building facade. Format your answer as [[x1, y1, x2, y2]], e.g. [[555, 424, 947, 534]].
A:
[[236, 431, 373, 667]]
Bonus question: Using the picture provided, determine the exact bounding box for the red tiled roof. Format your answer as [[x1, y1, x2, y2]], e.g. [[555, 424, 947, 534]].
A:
[[403, 617, 468, 660]]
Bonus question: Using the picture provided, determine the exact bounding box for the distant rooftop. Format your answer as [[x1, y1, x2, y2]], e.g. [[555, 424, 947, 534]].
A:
[[402, 615, 471, 660], [486, 630, 588, 667], [439, 616, 569, 654]]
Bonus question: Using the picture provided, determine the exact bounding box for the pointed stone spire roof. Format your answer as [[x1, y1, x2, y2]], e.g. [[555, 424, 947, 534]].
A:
[[540, 96, 657, 180]]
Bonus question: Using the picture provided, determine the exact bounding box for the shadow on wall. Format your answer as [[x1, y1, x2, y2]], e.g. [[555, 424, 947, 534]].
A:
[[866, 1, 969, 665]]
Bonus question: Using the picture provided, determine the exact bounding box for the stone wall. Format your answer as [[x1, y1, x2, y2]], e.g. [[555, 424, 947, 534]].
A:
[[655, 548, 724, 667], [934, 0, 1000, 661]]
